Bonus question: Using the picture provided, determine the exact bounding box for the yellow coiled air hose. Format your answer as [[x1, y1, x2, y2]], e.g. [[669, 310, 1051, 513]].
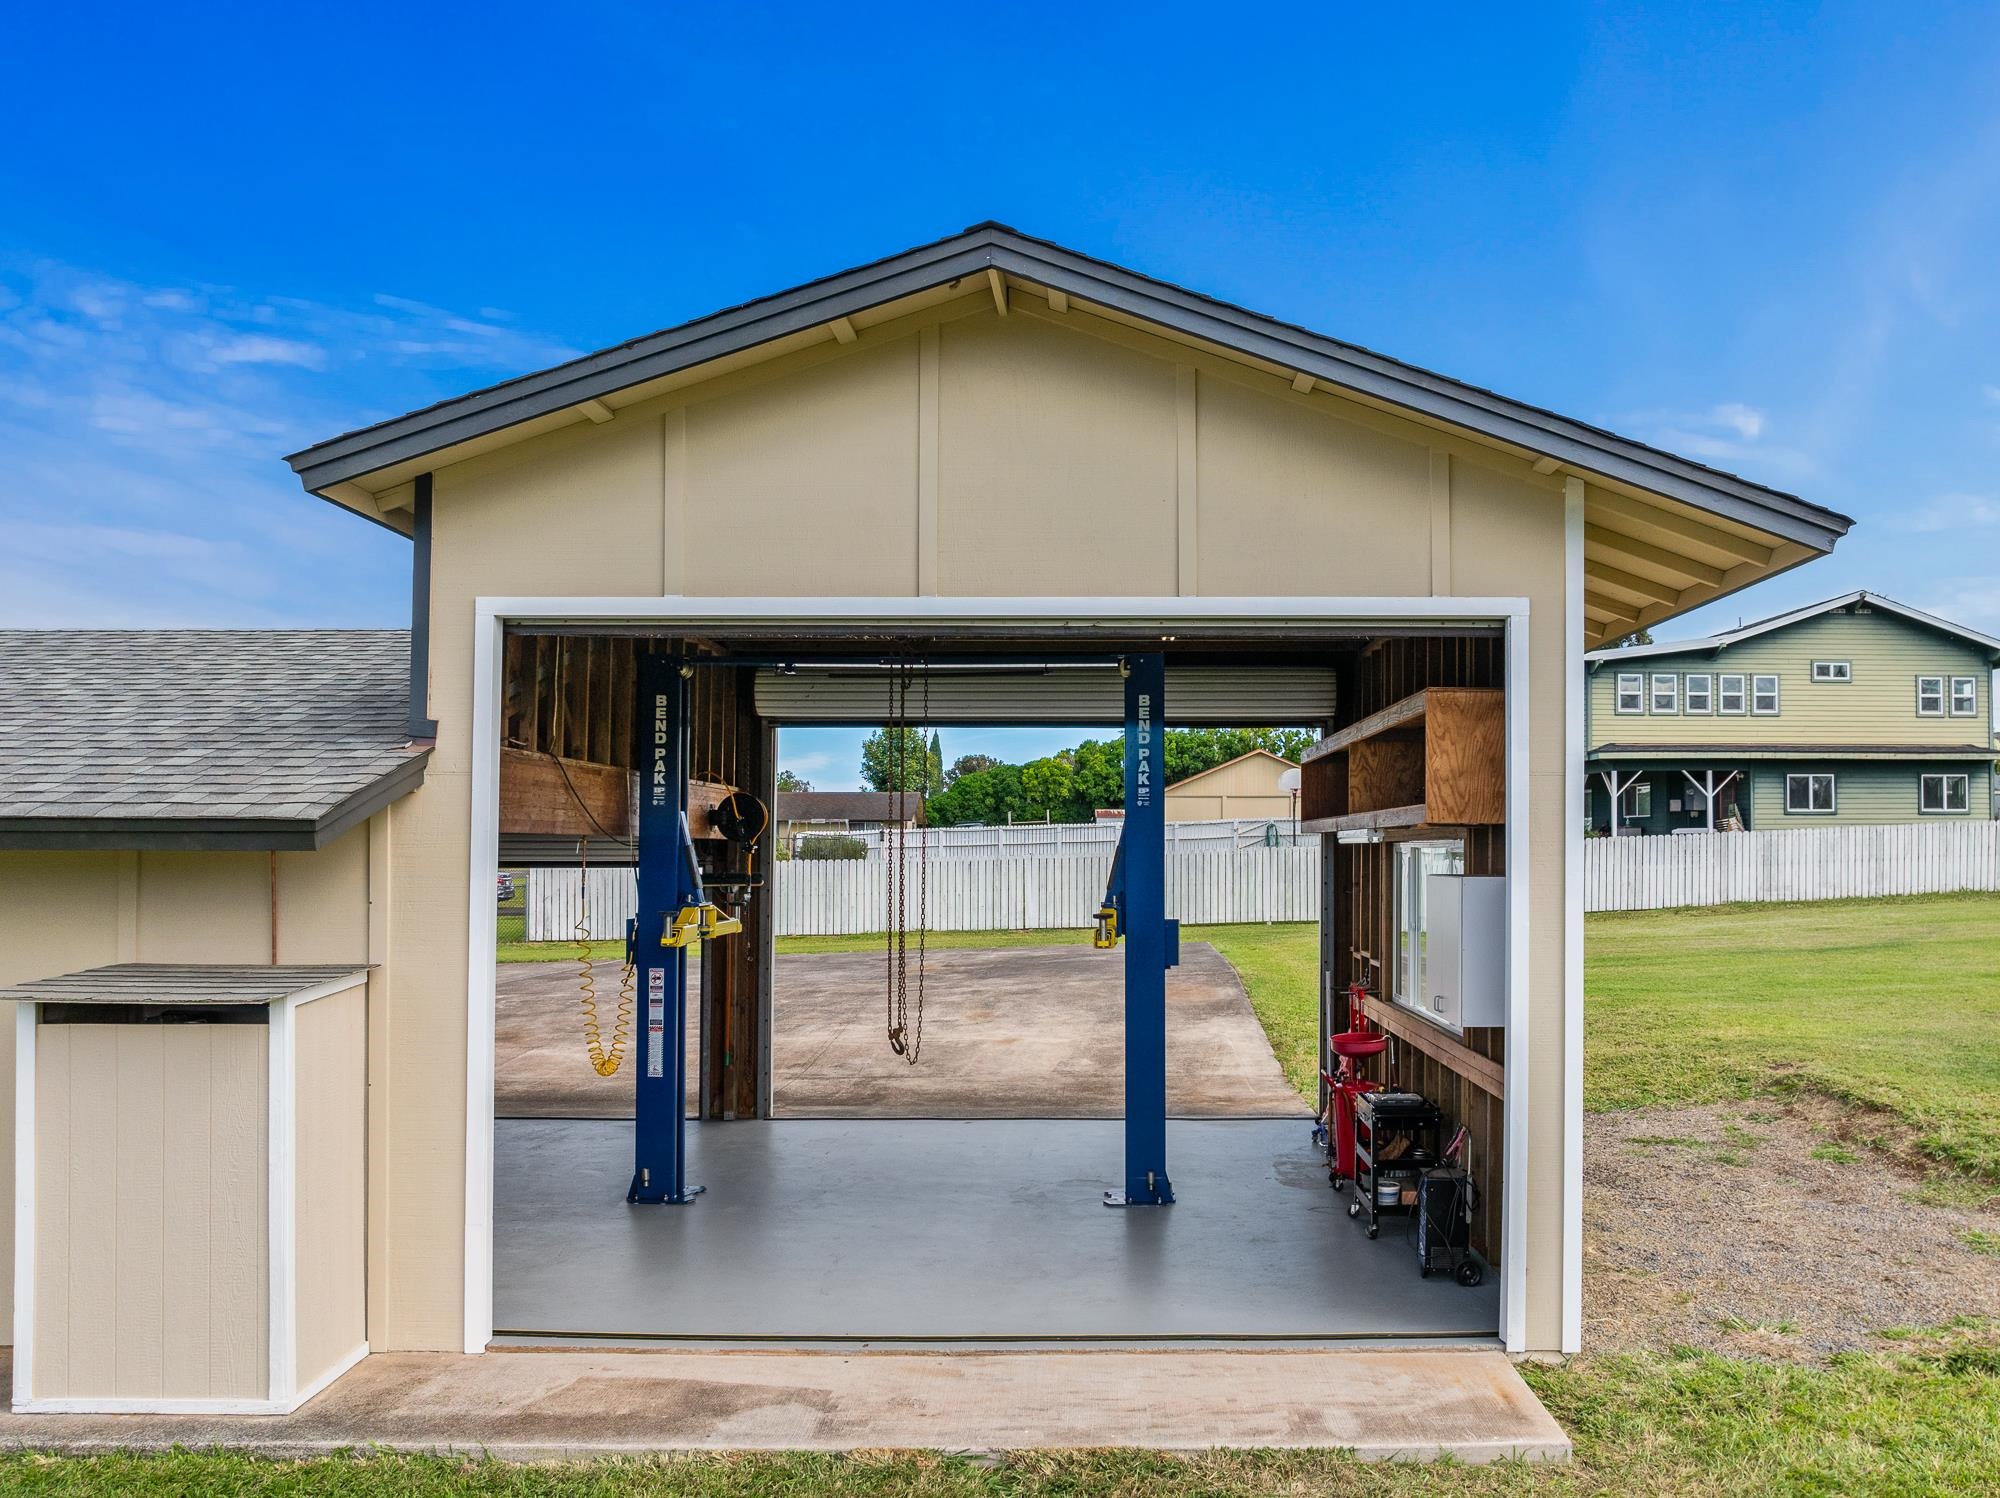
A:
[[574, 852, 632, 1077]]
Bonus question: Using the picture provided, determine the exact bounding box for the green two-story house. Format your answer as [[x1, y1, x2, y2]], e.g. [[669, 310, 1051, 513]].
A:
[[1585, 591, 1999, 834]]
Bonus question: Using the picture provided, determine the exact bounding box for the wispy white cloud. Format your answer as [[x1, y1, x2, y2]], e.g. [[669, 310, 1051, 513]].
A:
[[1921, 578, 2000, 636], [0, 253, 582, 626], [1901, 491, 2000, 532], [1619, 401, 1813, 478]]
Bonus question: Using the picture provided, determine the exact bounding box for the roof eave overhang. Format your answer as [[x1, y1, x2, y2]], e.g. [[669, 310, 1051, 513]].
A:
[[286, 227, 1852, 557], [0, 749, 430, 853]]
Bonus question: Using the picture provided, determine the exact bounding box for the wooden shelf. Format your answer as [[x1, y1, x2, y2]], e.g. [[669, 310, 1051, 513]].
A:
[[1299, 803, 1429, 835], [1300, 687, 1504, 830], [1366, 1000, 1505, 1098]]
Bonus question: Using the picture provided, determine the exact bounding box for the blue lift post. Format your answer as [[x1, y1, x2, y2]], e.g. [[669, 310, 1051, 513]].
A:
[[1102, 651, 1178, 1207], [629, 652, 704, 1205]]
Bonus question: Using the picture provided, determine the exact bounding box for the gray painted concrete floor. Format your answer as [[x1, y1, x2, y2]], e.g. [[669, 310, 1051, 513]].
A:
[[495, 1118, 1499, 1340], [0, 1346, 1569, 1460], [495, 943, 1308, 1119]]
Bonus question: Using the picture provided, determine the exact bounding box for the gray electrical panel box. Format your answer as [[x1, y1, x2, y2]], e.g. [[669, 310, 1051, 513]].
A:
[[1414, 874, 1506, 1033]]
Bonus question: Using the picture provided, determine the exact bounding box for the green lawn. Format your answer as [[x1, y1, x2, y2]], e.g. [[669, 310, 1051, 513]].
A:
[[5, 1330, 1996, 1495], [1585, 892, 2000, 1180]]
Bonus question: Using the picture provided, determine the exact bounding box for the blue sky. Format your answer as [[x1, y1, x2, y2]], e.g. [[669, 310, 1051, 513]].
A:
[[4, 4, 1998, 787]]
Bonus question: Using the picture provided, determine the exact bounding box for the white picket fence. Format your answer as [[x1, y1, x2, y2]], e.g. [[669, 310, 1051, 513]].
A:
[[820, 818, 1313, 858], [1584, 821, 2000, 912], [529, 844, 1322, 940]]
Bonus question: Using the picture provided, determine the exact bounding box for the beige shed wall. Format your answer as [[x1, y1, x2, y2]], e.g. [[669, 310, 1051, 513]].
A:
[[0, 826, 375, 1347], [33, 1022, 269, 1401], [1450, 459, 1574, 1355], [294, 987, 368, 1390], [409, 303, 1580, 1353]]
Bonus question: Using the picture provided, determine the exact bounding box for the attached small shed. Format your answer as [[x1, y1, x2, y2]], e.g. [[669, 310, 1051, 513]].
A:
[[0, 631, 427, 1406]]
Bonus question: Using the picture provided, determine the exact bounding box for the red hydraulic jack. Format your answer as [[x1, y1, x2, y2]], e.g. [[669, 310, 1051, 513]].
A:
[[1316, 981, 1387, 1192]]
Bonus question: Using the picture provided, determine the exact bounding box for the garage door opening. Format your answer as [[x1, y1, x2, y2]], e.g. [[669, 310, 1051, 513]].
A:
[[481, 609, 1515, 1345]]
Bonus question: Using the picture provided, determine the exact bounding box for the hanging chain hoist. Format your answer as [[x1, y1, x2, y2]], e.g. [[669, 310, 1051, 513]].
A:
[[884, 657, 932, 1063]]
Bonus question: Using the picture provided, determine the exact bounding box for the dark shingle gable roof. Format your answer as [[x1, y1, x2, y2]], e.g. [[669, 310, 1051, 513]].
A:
[[286, 223, 1851, 553], [0, 629, 427, 850]]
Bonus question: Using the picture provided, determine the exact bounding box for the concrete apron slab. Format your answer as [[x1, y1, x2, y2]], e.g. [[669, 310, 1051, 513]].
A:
[[0, 1347, 1571, 1463]]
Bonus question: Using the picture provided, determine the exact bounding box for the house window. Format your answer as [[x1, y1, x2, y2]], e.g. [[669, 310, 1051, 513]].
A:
[[1394, 840, 1465, 1010], [1621, 780, 1654, 820], [1651, 674, 1678, 714], [1920, 774, 1970, 814], [1811, 661, 1851, 682], [1917, 676, 1945, 715], [1718, 674, 1747, 714], [1684, 673, 1713, 714], [1785, 773, 1836, 814], [1951, 677, 1978, 717], [1752, 675, 1781, 714], [1615, 673, 1644, 714]]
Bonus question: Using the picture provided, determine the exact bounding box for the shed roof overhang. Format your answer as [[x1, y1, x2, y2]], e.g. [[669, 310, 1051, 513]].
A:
[[0, 748, 429, 852], [286, 223, 1852, 643]]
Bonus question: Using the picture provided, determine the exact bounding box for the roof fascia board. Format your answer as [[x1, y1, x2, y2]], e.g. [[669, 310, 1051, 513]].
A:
[[979, 238, 1848, 552], [1587, 588, 2000, 664], [288, 226, 1850, 553]]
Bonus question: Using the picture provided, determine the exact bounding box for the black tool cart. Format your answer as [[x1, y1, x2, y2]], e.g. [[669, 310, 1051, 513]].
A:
[[1347, 1091, 1441, 1240]]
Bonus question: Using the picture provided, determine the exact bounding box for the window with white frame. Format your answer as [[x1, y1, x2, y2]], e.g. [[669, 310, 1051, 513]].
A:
[[1752, 674, 1781, 714], [1718, 673, 1747, 714], [1620, 779, 1653, 819], [1615, 673, 1644, 714], [1651, 673, 1678, 714], [1684, 673, 1713, 713], [1917, 676, 1945, 715], [1951, 677, 1978, 717], [1393, 840, 1465, 1011], [1785, 773, 1836, 814], [1920, 773, 1970, 814], [1811, 661, 1851, 682]]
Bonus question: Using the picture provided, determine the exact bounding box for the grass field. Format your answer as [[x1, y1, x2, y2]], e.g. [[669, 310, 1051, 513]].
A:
[[5, 1329, 1996, 1495], [1585, 892, 2000, 1180], [455, 896, 2000, 1491]]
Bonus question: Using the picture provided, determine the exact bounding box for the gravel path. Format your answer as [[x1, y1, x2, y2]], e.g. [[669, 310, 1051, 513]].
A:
[[1586, 1097, 2000, 1357]]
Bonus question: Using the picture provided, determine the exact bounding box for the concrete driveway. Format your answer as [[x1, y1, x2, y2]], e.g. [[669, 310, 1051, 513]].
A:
[[495, 941, 1306, 1119]]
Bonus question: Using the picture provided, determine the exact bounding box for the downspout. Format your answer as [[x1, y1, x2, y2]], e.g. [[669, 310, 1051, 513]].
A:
[[409, 472, 438, 740]]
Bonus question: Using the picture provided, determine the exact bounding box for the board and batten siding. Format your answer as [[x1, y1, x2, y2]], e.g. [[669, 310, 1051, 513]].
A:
[[419, 289, 1579, 1352], [33, 1023, 269, 1402], [1588, 609, 1993, 749], [292, 986, 367, 1396], [0, 820, 381, 1350]]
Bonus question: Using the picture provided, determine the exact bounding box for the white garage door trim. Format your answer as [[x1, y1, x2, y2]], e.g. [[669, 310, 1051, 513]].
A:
[[465, 595, 1535, 1355]]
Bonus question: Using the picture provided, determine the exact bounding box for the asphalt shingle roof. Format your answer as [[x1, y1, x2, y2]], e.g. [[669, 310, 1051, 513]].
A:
[[0, 629, 427, 846]]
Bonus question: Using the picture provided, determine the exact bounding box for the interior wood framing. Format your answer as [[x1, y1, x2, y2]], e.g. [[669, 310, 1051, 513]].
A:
[[1326, 634, 1506, 1259]]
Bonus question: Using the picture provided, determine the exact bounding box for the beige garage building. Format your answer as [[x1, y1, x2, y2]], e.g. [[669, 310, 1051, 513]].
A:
[[2, 224, 1849, 1407], [1164, 749, 1298, 823]]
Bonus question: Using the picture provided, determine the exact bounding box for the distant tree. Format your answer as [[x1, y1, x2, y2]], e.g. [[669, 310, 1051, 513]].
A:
[[924, 763, 1030, 827], [859, 727, 942, 794], [1608, 628, 1654, 649], [1019, 755, 1080, 820], [776, 769, 813, 793], [946, 752, 1001, 786]]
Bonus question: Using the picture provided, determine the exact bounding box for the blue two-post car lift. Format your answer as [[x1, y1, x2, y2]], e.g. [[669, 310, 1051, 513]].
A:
[[624, 648, 1179, 1210]]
